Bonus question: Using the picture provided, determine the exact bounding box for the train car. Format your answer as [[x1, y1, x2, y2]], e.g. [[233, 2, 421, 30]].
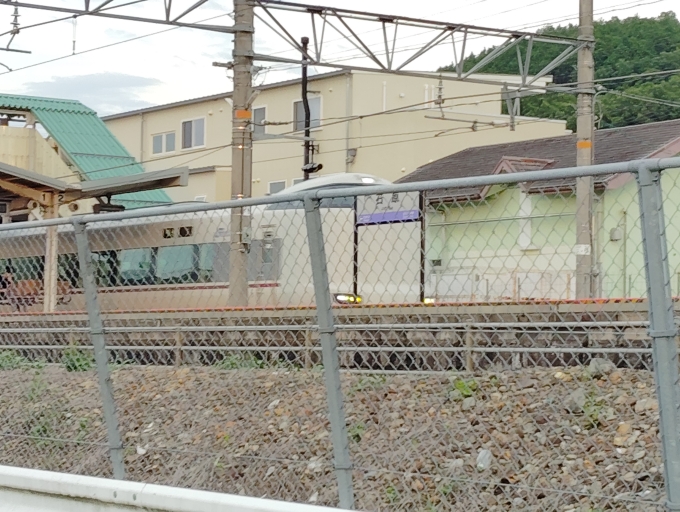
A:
[[0, 173, 392, 313]]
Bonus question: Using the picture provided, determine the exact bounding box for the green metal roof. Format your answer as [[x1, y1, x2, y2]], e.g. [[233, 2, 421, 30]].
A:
[[0, 93, 171, 207]]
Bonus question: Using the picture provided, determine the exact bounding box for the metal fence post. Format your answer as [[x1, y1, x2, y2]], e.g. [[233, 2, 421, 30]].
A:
[[303, 195, 355, 510], [636, 164, 680, 509], [73, 218, 126, 480]]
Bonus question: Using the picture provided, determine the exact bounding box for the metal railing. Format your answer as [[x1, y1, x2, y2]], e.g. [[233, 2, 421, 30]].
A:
[[1, 156, 680, 510]]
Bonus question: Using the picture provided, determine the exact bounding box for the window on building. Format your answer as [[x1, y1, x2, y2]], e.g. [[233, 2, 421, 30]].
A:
[[292, 176, 317, 186], [152, 132, 176, 154], [252, 107, 266, 135], [293, 97, 321, 132], [181, 118, 205, 149], [268, 181, 286, 195]]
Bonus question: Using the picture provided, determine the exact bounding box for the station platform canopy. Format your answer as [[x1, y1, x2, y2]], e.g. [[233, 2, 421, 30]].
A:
[[0, 159, 188, 208]]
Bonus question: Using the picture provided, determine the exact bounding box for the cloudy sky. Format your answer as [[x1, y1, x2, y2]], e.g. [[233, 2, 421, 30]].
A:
[[0, 0, 673, 115]]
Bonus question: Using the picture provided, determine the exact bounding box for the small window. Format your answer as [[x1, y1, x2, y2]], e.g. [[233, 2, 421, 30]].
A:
[[152, 132, 176, 155], [181, 118, 206, 149], [292, 178, 305, 186], [268, 181, 286, 195], [252, 107, 266, 135], [293, 97, 321, 132]]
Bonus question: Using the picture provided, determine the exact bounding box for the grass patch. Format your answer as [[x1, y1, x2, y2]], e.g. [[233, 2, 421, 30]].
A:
[[61, 347, 94, 372], [348, 423, 366, 443], [213, 353, 297, 371], [0, 350, 44, 370]]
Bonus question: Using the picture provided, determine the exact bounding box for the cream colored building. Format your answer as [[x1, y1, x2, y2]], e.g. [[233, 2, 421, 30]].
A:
[[103, 70, 570, 202]]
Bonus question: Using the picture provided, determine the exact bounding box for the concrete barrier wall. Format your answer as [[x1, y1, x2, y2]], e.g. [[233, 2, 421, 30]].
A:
[[0, 465, 344, 512]]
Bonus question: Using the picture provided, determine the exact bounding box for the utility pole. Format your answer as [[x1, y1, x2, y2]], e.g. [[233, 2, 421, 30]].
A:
[[302, 36, 311, 181], [228, 0, 255, 307], [575, 0, 595, 299]]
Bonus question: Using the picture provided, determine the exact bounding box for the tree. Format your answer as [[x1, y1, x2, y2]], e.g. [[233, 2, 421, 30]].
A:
[[439, 12, 680, 130]]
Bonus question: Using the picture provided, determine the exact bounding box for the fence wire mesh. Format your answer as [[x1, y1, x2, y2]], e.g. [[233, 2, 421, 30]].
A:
[[0, 160, 678, 511]]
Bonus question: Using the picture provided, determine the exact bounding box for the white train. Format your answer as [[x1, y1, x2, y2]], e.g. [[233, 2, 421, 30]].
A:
[[0, 173, 425, 313]]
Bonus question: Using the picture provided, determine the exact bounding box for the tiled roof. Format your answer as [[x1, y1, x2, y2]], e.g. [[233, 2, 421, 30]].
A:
[[0, 94, 171, 207], [398, 118, 680, 185]]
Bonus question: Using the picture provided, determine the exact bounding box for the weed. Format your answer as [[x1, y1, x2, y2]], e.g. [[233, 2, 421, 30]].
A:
[[582, 389, 604, 429], [348, 423, 366, 443], [385, 485, 400, 504], [214, 353, 297, 370], [29, 411, 62, 447], [0, 350, 30, 370], [108, 359, 136, 372], [0, 351, 44, 370], [61, 347, 94, 372], [213, 455, 225, 471], [489, 375, 500, 387], [349, 375, 386, 395], [451, 378, 478, 398], [76, 417, 89, 442], [27, 371, 47, 402]]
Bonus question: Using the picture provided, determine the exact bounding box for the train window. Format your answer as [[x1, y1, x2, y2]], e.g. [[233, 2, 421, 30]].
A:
[[198, 244, 216, 282], [12, 256, 44, 281], [58, 254, 81, 288], [119, 248, 154, 286], [156, 245, 198, 283], [92, 251, 118, 288]]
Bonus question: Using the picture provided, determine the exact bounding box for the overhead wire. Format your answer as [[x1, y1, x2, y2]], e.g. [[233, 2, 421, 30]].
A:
[[261, 0, 672, 76]]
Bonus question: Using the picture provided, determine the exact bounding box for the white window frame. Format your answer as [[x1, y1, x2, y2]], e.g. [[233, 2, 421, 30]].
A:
[[292, 95, 322, 133], [252, 105, 267, 135], [268, 180, 286, 195], [292, 176, 316, 186], [180, 117, 206, 150], [151, 132, 176, 155]]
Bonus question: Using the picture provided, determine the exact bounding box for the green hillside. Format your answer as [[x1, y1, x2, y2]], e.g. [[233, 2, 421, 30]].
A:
[[440, 12, 680, 130]]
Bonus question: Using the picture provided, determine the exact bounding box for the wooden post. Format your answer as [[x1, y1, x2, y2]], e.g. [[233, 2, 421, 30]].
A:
[[465, 325, 474, 373], [174, 329, 184, 366], [43, 193, 58, 313]]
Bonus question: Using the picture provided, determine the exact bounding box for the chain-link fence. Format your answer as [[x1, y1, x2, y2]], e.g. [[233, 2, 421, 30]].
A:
[[1, 157, 680, 511]]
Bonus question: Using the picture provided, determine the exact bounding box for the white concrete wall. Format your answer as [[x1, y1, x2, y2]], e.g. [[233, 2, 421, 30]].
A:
[[104, 71, 569, 202], [0, 465, 344, 512]]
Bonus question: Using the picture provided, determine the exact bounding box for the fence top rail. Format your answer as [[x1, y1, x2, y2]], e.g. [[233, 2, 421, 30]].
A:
[[0, 465, 345, 512], [0, 156, 677, 232]]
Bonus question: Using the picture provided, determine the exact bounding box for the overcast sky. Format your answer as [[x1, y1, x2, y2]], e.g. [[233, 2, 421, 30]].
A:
[[0, 0, 673, 115]]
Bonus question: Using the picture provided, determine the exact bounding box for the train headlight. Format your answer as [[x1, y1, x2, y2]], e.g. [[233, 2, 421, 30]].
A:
[[423, 297, 435, 304], [333, 293, 362, 304]]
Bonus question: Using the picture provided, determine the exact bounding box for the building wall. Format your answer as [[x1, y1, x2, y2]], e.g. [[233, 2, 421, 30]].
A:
[[104, 72, 568, 202], [0, 126, 75, 182]]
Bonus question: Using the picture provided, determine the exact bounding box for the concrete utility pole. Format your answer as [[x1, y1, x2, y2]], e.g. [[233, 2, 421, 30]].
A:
[[301, 36, 311, 181], [575, 0, 595, 299], [228, 0, 255, 307]]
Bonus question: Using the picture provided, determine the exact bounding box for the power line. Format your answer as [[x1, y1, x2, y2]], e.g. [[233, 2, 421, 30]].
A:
[[0, 11, 233, 78], [249, 119, 546, 166]]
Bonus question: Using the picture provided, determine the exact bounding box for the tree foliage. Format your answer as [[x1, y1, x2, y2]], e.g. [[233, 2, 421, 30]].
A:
[[439, 12, 680, 130]]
